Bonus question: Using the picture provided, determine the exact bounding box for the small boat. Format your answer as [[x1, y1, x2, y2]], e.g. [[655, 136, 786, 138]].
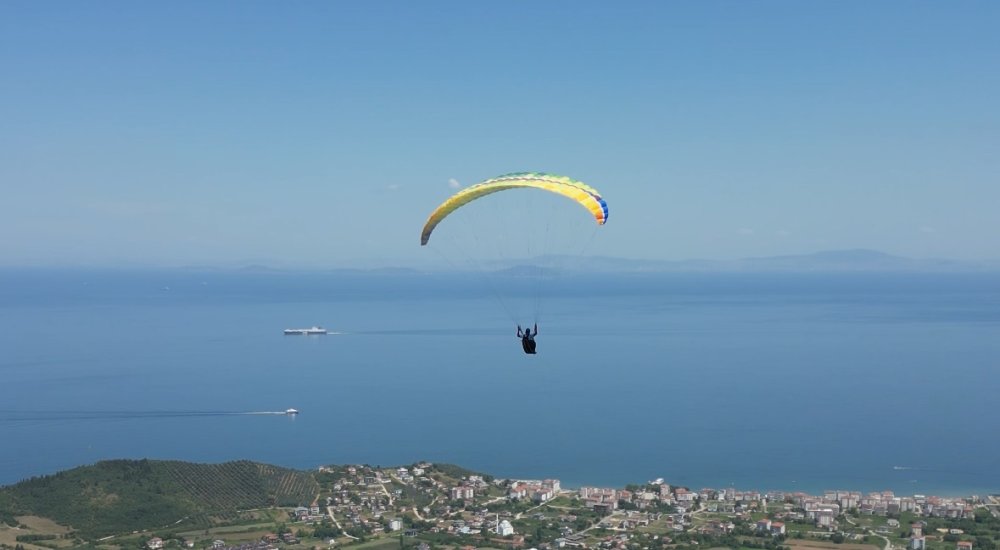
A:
[[284, 326, 327, 335], [285, 408, 299, 415]]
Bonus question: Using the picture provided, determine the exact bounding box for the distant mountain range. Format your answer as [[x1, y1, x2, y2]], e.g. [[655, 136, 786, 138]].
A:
[[472, 249, 999, 274], [165, 249, 998, 275]]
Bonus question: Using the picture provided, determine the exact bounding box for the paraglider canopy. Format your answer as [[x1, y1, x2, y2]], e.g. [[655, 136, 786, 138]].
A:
[[420, 172, 608, 246]]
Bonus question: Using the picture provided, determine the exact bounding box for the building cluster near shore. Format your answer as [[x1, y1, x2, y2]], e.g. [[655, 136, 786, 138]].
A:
[[509, 479, 562, 502], [144, 463, 997, 550], [574, 482, 978, 522]]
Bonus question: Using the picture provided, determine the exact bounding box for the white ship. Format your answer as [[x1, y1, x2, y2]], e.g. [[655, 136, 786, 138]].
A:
[[285, 408, 299, 415], [283, 326, 327, 335]]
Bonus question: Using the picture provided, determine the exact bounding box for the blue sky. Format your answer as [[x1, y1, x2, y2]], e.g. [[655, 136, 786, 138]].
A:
[[2, 2, 998, 267]]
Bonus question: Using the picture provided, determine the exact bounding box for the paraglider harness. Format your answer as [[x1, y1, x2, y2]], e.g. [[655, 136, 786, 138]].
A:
[[517, 324, 537, 354]]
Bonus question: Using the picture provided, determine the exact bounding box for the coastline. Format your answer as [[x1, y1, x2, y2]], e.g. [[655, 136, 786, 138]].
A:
[[3, 457, 996, 499]]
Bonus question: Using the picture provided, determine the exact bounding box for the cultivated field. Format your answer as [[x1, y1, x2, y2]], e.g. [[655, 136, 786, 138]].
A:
[[787, 539, 880, 550], [0, 515, 73, 550]]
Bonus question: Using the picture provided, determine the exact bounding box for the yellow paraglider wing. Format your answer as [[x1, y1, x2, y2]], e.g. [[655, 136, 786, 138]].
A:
[[420, 173, 608, 245]]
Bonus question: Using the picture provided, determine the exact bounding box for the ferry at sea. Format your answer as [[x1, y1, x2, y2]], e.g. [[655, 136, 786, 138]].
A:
[[283, 326, 327, 335]]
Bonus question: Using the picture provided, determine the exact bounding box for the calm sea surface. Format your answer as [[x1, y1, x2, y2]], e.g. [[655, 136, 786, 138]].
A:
[[1, 269, 998, 495]]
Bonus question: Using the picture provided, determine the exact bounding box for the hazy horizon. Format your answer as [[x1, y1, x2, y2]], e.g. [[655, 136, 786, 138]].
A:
[[2, 247, 998, 272]]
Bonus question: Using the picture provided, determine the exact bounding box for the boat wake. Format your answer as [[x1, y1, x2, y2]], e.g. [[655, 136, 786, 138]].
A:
[[0, 410, 299, 422]]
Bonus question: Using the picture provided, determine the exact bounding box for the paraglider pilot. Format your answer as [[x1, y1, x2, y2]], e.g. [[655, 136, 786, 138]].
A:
[[517, 324, 537, 354]]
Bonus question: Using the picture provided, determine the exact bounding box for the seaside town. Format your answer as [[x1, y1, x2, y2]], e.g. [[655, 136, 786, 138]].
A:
[[125, 463, 1000, 550]]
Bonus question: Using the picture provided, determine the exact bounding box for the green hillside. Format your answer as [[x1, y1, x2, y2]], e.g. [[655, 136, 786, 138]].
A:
[[0, 459, 319, 539]]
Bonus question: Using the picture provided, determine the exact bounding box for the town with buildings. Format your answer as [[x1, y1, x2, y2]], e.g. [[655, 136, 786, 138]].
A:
[[133, 463, 998, 550]]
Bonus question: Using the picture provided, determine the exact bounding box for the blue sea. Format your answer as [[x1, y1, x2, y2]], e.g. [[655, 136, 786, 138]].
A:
[[1, 268, 998, 496]]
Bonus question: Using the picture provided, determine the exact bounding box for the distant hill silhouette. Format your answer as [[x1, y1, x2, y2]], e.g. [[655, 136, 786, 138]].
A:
[[174, 249, 997, 274], [0, 459, 318, 539], [475, 249, 995, 274]]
